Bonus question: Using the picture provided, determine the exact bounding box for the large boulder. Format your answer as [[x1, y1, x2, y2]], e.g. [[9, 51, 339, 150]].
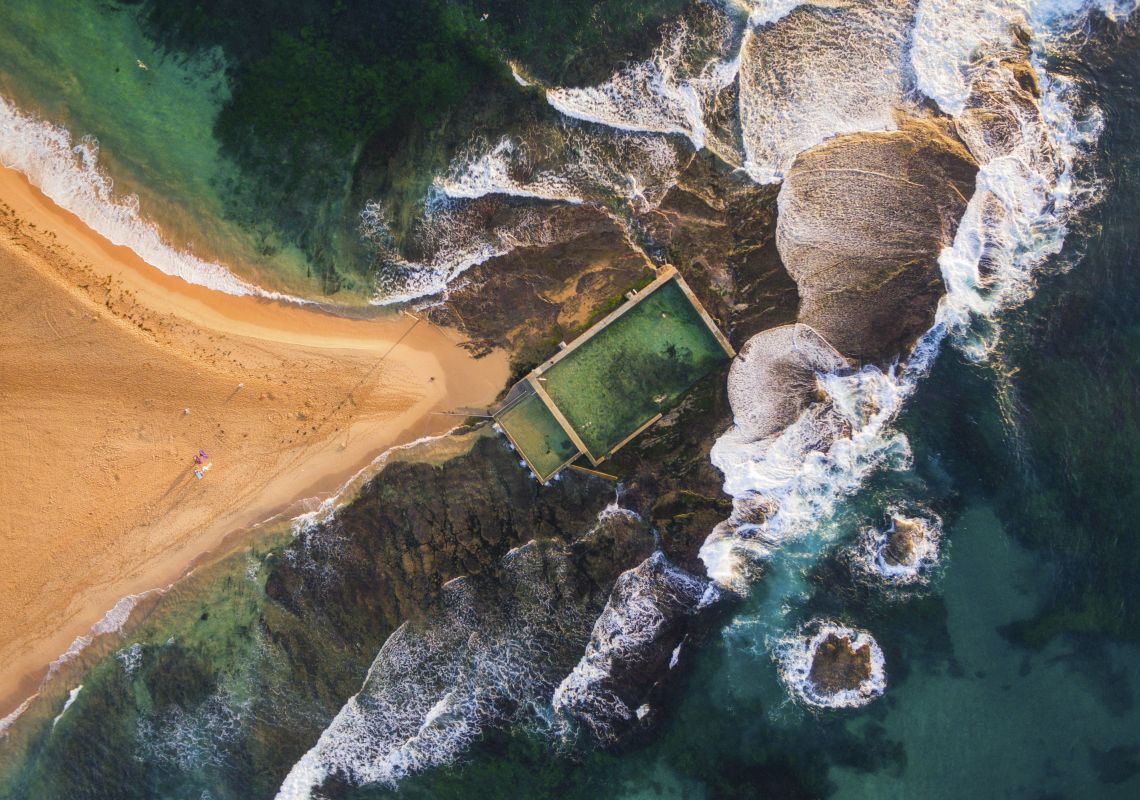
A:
[[776, 117, 978, 363]]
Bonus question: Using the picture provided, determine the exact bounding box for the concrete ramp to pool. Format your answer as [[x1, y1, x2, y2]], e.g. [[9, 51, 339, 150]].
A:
[[493, 266, 734, 483]]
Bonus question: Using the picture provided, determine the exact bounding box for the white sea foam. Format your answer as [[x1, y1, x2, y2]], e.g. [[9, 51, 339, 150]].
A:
[[545, 14, 742, 156], [137, 687, 249, 772], [702, 359, 915, 589], [911, 0, 1139, 116], [746, 0, 803, 28], [365, 197, 578, 304], [738, 0, 914, 183], [856, 509, 944, 585], [116, 642, 144, 677], [51, 685, 83, 730], [776, 621, 886, 708], [702, 0, 1108, 590], [0, 94, 301, 302], [434, 128, 682, 210], [372, 127, 677, 303], [45, 588, 165, 681], [434, 137, 588, 204], [276, 538, 598, 797], [0, 695, 37, 739]]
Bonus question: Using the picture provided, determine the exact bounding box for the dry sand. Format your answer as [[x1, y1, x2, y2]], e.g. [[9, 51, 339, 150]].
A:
[[0, 166, 508, 720]]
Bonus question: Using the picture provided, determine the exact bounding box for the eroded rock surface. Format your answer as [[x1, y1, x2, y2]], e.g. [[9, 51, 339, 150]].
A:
[[809, 633, 874, 696], [777, 117, 978, 363]]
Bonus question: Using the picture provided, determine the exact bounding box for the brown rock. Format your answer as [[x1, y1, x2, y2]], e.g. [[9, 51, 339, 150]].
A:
[[809, 633, 873, 695], [882, 516, 926, 567], [777, 116, 978, 363]]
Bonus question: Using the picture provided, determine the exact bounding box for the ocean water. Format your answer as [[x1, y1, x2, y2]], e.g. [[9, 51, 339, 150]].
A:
[[0, 0, 689, 301], [338, 4, 1140, 797], [2, 1, 1140, 798], [0, 0, 320, 297]]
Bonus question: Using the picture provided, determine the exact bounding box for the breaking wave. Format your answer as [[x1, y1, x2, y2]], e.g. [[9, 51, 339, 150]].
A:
[[44, 588, 166, 682], [364, 197, 586, 304], [371, 125, 679, 303], [275, 537, 600, 797], [912, 0, 1138, 117], [701, 0, 1108, 593], [545, 12, 743, 160], [51, 685, 83, 730], [434, 128, 683, 211], [739, 0, 914, 183], [0, 94, 300, 301]]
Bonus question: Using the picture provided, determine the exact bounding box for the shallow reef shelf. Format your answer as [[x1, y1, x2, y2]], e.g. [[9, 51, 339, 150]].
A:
[[493, 266, 734, 482]]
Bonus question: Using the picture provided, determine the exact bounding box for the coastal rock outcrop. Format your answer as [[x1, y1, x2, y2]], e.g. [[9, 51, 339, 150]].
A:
[[882, 516, 927, 568], [425, 203, 653, 365], [776, 118, 979, 363], [778, 622, 887, 709], [808, 633, 874, 697], [724, 323, 849, 442], [552, 551, 718, 744], [266, 432, 622, 653], [637, 151, 798, 341]]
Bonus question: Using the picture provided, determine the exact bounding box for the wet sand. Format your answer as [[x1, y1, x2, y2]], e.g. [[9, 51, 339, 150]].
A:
[[0, 166, 508, 720]]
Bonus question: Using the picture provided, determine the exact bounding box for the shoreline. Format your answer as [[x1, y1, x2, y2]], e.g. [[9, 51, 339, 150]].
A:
[[0, 164, 508, 721]]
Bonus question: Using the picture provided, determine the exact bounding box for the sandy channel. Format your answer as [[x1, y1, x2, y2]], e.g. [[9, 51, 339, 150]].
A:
[[0, 166, 508, 721]]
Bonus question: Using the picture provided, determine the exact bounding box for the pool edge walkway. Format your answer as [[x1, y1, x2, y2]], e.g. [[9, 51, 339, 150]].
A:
[[493, 264, 735, 482]]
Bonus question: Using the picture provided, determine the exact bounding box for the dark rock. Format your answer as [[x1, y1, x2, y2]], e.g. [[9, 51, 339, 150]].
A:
[[426, 203, 654, 372], [552, 552, 718, 744], [266, 432, 616, 655], [638, 151, 798, 341]]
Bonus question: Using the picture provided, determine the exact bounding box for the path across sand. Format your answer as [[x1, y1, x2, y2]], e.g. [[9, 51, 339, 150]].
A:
[[0, 166, 508, 720]]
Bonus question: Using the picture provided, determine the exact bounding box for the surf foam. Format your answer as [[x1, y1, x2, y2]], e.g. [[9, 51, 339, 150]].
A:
[[702, 0, 1109, 590], [0, 94, 301, 302], [911, 0, 1139, 117], [776, 621, 887, 708], [51, 685, 83, 730], [275, 539, 598, 797], [545, 13, 742, 158], [856, 509, 944, 585]]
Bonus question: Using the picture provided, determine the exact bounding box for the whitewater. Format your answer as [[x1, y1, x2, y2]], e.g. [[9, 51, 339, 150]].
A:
[[0, 93, 303, 302]]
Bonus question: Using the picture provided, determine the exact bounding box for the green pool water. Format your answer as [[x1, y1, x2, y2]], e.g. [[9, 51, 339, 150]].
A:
[[497, 392, 579, 481], [541, 279, 730, 459]]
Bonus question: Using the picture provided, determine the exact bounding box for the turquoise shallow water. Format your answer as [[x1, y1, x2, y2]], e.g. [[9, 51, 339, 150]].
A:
[[0, 0, 317, 292]]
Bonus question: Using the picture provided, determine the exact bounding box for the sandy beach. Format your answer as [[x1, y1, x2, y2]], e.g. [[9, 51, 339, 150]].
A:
[[0, 165, 508, 721]]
